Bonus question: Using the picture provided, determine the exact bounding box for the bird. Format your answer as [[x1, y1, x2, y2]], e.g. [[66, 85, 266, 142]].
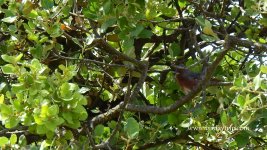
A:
[[175, 66, 201, 94], [174, 65, 223, 94], [173, 65, 231, 94]]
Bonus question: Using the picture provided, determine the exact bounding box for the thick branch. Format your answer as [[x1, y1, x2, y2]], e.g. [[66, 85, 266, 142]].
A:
[[230, 36, 267, 52]]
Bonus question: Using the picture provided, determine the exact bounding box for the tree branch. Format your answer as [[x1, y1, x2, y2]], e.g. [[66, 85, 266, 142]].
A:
[[124, 35, 232, 114]]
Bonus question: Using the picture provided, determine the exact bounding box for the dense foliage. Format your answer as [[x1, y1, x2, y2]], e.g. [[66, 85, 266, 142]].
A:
[[0, 0, 267, 149]]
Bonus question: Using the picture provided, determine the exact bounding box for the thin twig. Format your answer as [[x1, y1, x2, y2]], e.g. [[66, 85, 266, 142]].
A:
[[53, 52, 129, 68]]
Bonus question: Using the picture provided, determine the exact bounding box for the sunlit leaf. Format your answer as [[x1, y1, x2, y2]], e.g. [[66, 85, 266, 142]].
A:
[[236, 94, 245, 108], [0, 137, 9, 146], [0, 94, 4, 104], [180, 118, 193, 128], [5, 117, 19, 128], [124, 117, 139, 139], [260, 65, 267, 73], [203, 26, 218, 38], [253, 73, 261, 90], [10, 134, 17, 145], [221, 111, 228, 125], [2, 16, 17, 23]]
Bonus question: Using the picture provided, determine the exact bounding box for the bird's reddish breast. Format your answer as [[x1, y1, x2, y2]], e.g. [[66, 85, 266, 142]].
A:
[[175, 69, 199, 93]]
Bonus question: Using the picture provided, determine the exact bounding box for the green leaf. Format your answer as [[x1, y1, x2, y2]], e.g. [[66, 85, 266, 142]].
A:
[[118, 16, 128, 29], [82, 6, 98, 19], [233, 76, 244, 87], [0, 0, 4, 5], [200, 34, 217, 42], [34, 114, 44, 125], [161, 7, 176, 17], [54, 117, 65, 125], [66, 120, 81, 129], [103, 0, 111, 15], [62, 112, 74, 124], [147, 94, 156, 104], [72, 37, 83, 48], [1, 54, 16, 64], [59, 83, 75, 101], [0, 137, 9, 146], [260, 65, 267, 74], [40, 104, 49, 118], [122, 38, 135, 55], [169, 43, 181, 57], [11, 83, 25, 93], [130, 24, 144, 37], [15, 53, 23, 62], [47, 105, 59, 116], [1, 64, 16, 74], [8, 25, 17, 33], [236, 95, 245, 107], [64, 130, 74, 140], [39, 37, 49, 43], [221, 111, 228, 125], [23, 115, 33, 126], [195, 16, 206, 27], [124, 117, 140, 139], [28, 10, 38, 19], [0, 104, 13, 116], [10, 134, 17, 145], [94, 124, 105, 137], [5, 117, 19, 128], [253, 73, 261, 90], [259, 18, 267, 26], [18, 135, 27, 146], [1, 16, 17, 23], [41, 0, 54, 9], [100, 18, 116, 33], [0, 94, 4, 104], [45, 121, 57, 131], [178, 0, 187, 9], [36, 125, 47, 134], [79, 87, 90, 94], [22, 1, 35, 15], [145, 7, 157, 20], [244, 94, 258, 106], [180, 118, 193, 128], [235, 131, 249, 148], [101, 90, 113, 101], [28, 33, 39, 42], [48, 24, 62, 37], [76, 106, 88, 121], [138, 29, 153, 38], [168, 113, 180, 125]]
